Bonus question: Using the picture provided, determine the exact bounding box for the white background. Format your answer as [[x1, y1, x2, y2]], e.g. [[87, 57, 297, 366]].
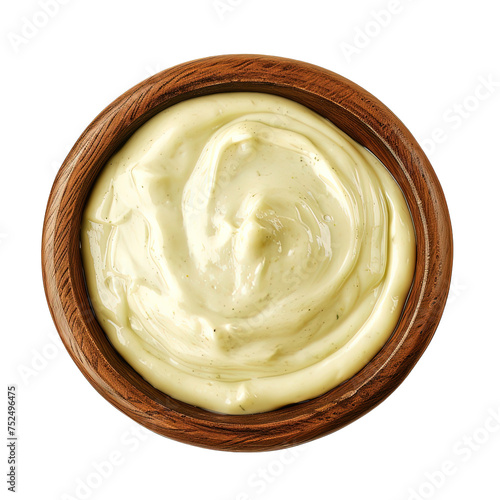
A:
[[2, 0, 499, 499]]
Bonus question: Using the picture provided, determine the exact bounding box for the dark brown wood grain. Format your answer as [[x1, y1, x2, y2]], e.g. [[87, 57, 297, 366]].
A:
[[41, 54, 453, 452]]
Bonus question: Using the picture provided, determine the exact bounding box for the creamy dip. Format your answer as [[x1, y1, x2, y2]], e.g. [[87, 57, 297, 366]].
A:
[[81, 92, 416, 414]]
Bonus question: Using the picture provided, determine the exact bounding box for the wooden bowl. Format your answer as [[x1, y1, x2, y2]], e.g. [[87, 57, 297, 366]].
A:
[[42, 55, 453, 452]]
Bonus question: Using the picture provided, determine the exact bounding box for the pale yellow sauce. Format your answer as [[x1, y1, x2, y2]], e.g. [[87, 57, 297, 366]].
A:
[[81, 92, 416, 414]]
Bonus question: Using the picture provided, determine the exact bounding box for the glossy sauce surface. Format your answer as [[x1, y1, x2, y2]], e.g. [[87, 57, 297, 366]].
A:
[[81, 92, 416, 414]]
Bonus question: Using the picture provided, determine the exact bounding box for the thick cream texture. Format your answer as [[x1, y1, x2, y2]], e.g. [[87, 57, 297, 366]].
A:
[[81, 92, 416, 414]]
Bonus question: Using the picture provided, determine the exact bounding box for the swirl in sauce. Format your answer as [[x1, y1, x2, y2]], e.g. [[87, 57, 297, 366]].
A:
[[81, 92, 416, 414]]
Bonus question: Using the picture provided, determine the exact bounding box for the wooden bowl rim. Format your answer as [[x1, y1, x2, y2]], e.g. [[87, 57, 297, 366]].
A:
[[42, 54, 453, 452]]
